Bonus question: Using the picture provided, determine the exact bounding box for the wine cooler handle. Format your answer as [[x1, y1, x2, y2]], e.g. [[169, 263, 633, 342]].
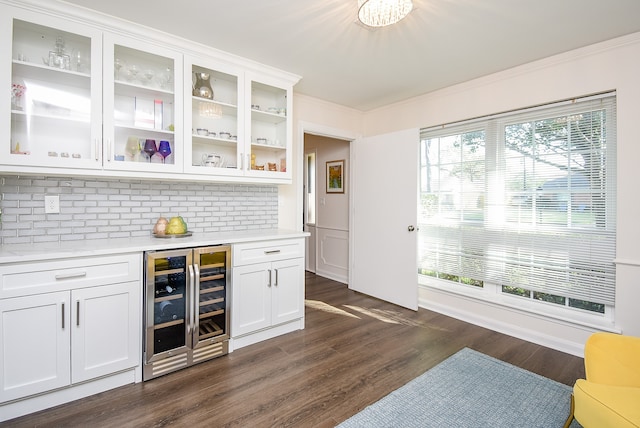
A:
[[188, 264, 195, 335], [274, 269, 279, 286], [193, 263, 200, 329], [76, 300, 80, 326], [61, 302, 65, 329], [267, 269, 272, 287]]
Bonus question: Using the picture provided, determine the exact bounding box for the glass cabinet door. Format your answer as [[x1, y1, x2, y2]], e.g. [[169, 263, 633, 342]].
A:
[[246, 75, 291, 179], [4, 10, 102, 169], [103, 34, 183, 173], [184, 56, 243, 176], [145, 250, 191, 361], [193, 246, 230, 349]]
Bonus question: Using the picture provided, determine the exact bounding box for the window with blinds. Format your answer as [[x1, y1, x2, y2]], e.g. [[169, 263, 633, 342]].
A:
[[418, 94, 616, 315]]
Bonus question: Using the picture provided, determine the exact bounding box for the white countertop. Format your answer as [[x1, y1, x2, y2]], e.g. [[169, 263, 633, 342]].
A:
[[0, 229, 309, 264]]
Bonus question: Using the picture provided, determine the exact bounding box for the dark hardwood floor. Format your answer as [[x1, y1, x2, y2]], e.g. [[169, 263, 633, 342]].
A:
[[4, 272, 585, 427]]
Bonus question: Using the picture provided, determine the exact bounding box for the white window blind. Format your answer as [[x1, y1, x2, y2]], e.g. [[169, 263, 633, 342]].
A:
[[418, 94, 616, 307]]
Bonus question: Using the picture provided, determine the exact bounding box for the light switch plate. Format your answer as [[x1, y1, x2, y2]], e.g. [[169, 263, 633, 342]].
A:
[[45, 195, 60, 214]]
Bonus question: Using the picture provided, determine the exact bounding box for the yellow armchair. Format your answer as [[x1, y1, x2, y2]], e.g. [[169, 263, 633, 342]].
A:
[[565, 332, 640, 428]]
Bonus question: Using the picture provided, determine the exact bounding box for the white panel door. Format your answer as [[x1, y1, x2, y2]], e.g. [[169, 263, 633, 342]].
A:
[[351, 128, 419, 310], [0, 292, 70, 402], [71, 282, 140, 383], [231, 263, 272, 337], [271, 258, 304, 326]]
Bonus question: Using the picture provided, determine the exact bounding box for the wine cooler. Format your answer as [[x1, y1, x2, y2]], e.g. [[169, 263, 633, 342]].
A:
[[143, 245, 230, 380]]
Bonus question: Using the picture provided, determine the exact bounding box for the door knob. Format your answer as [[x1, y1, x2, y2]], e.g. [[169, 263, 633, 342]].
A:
[[407, 225, 415, 232]]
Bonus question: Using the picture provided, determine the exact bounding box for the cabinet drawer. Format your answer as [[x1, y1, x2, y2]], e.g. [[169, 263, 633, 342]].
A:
[[0, 253, 141, 298], [233, 239, 304, 267]]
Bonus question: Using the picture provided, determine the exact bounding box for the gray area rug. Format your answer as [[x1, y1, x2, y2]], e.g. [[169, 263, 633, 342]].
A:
[[337, 347, 582, 428]]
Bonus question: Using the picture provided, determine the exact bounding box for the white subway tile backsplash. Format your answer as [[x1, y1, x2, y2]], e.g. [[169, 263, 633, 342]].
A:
[[0, 175, 277, 245]]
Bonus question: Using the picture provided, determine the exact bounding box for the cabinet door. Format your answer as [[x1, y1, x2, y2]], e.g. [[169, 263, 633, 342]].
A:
[[231, 262, 271, 337], [244, 73, 292, 180], [184, 56, 244, 177], [71, 281, 140, 383], [1, 6, 102, 170], [102, 33, 183, 173], [271, 258, 305, 326], [0, 292, 70, 403]]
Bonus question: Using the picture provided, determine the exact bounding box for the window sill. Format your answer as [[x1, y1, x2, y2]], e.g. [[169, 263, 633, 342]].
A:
[[418, 275, 620, 334]]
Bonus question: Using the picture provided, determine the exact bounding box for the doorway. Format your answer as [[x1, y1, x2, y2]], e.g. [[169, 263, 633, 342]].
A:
[[303, 133, 350, 284]]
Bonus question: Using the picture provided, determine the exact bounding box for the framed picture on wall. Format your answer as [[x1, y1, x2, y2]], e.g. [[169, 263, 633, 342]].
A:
[[326, 159, 345, 193]]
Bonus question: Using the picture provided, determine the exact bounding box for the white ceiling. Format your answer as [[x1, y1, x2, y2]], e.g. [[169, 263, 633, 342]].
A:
[[62, 0, 640, 111]]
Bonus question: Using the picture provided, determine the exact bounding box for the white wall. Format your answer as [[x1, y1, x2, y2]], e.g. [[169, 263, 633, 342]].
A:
[[289, 32, 640, 356]]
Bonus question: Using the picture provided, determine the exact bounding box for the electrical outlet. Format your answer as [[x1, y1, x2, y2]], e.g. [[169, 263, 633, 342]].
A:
[[45, 195, 60, 214]]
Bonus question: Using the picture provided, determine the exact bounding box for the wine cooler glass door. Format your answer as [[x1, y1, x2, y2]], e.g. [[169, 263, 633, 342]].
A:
[[193, 246, 230, 349], [145, 249, 192, 363]]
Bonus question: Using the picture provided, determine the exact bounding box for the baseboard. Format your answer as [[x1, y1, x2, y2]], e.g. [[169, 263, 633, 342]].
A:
[[418, 287, 597, 357], [230, 318, 305, 351], [314, 269, 348, 284], [0, 369, 137, 423]]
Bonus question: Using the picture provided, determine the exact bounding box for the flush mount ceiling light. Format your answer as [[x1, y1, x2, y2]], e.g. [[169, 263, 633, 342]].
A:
[[357, 0, 413, 28]]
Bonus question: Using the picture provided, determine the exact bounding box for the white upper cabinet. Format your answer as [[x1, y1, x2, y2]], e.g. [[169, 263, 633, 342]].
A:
[[183, 55, 243, 177], [0, 0, 299, 183], [103, 33, 183, 174], [245, 73, 292, 181], [2, 8, 102, 170], [183, 58, 293, 181]]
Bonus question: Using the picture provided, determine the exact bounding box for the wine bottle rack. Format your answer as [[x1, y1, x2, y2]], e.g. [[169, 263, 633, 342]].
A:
[[199, 320, 223, 339]]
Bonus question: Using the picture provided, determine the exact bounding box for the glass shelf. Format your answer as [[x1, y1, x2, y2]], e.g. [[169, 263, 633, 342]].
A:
[[13, 60, 91, 85], [251, 108, 286, 124]]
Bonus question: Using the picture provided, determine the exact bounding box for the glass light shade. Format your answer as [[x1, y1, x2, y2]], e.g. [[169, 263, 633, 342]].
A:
[[357, 0, 413, 27]]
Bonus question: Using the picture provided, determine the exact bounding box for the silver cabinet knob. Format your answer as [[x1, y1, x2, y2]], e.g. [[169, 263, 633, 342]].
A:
[[408, 225, 415, 232]]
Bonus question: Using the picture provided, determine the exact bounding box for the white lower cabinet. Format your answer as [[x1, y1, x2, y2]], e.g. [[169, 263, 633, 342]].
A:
[[0, 292, 71, 402], [71, 282, 140, 383], [0, 253, 141, 420], [0, 282, 138, 403], [231, 239, 305, 348]]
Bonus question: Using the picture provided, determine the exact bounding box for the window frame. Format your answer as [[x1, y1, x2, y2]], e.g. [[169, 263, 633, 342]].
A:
[[417, 93, 616, 325]]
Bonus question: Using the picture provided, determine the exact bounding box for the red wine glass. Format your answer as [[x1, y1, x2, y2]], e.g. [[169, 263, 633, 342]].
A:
[[158, 140, 171, 164], [143, 139, 157, 162]]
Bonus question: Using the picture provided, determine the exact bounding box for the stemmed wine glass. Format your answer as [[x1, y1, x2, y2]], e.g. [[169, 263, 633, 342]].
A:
[[126, 64, 139, 83], [160, 67, 173, 90], [125, 136, 140, 161], [143, 139, 157, 163], [114, 58, 125, 80], [158, 140, 171, 164], [143, 69, 155, 87]]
